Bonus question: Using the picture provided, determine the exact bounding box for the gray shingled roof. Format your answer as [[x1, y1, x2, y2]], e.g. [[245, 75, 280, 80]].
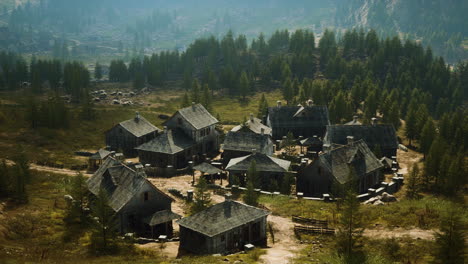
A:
[[226, 153, 290, 173], [324, 124, 398, 150], [144, 210, 181, 226], [223, 131, 273, 154], [177, 200, 269, 237], [119, 115, 161, 137], [300, 136, 323, 147], [319, 140, 383, 184], [136, 129, 195, 155], [231, 117, 272, 135], [174, 104, 218, 130], [87, 157, 173, 212], [193, 162, 223, 175], [90, 149, 111, 160], [267, 105, 330, 128]]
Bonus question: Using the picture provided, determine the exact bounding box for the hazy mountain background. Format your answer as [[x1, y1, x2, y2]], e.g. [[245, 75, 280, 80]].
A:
[[0, 0, 466, 63]]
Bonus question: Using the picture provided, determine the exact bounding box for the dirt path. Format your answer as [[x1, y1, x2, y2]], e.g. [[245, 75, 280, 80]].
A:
[[260, 215, 305, 264], [4, 159, 91, 177], [396, 148, 422, 175], [364, 227, 435, 240]]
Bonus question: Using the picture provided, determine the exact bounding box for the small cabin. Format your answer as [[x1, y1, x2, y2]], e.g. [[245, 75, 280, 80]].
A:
[[177, 197, 269, 255], [105, 112, 161, 157]]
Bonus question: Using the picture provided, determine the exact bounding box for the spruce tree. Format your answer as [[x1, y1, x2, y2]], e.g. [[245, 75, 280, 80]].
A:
[[420, 118, 436, 157], [404, 106, 417, 146], [239, 71, 249, 100], [247, 160, 259, 189], [201, 84, 212, 111], [406, 164, 421, 199], [191, 79, 200, 103], [243, 177, 258, 206], [257, 93, 268, 118], [95, 62, 102, 80], [89, 188, 117, 255], [181, 93, 190, 108], [433, 207, 465, 264], [335, 169, 365, 263], [191, 176, 211, 214]]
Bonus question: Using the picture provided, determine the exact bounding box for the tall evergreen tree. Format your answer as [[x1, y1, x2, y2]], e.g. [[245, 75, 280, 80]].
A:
[[433, 207, 465, 264], [239, 71, 250, 100], [94, 62, 102, 80], [191, 176, 211, 214], [191, 79, 201, 104]]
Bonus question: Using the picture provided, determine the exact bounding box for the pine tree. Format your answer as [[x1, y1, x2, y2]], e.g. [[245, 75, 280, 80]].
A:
[[257, 93, 269, 119], [0, 160, 9, 198], [89, 188, 117, 255], [419, 118, 436, 157], [239, 71, 249, 100], [95, 62, 102, 80], [201, 84, 212, 111], [191, 176, 211, 214], [335, 168, 365, 263], [282, 78, 294, 105], [243, 177, 258, 206], [191, 79, 200, 103], [405, 105, 417, 146], [181, 93, 190, 108], [433, 207, 465, 264], [406, 164, 421, 199], [280, 172, 294, 195], [65, 173, 89, 225], [247, 160, 259, 189], [284, 132, 296, 156]]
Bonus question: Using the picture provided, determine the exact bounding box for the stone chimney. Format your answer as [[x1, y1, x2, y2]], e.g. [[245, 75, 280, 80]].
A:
[[252, 149, 257, 154], [347, 136, 354, 145], [225, 192, 232, 202], [261, 128, 265, 135], [353, 115, 358, 122], [250, 113, 254, 122], [163, 126, 168, 133], [192, 102, 196, 110], [277, 100, 282, 108], [135, 111, 140, 121], [371, 117, 377, 125], [307, 99, 313, 106]]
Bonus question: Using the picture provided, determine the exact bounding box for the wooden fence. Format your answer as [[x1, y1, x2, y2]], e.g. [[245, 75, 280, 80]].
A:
[[292, 216, 328, 228], [294, 225, 335, 235]]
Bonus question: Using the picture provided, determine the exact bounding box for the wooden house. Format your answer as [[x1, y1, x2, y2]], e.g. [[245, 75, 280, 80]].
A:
[[222, 131, 274, 163], [177, 197, 269, 254], [88, 148, 111, 171], [105, 112, 161, 157], [225, 152, 291, 190], [136, 103, 219, 169], [87, 156, 180, 238], [323, 121, 399, 158], [230, 114, 272, 136], [265, 100, 330, 140], [297, 139, 383, 197]]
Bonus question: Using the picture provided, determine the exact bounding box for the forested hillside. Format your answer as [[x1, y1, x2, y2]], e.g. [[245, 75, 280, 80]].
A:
[[1, 0, 466, 63], [335, 0, 468, 62]]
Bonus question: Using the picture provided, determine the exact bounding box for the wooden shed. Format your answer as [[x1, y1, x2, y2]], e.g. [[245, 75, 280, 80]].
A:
[[177, 198, 269, 255]]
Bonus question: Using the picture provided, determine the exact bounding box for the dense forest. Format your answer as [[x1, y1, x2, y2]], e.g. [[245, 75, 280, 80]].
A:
[[1, 28, 467, 196], [1, 0, 466, 62]]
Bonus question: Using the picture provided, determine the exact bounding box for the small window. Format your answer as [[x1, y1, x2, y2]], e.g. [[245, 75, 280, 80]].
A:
[[143, 192, 149, 201]]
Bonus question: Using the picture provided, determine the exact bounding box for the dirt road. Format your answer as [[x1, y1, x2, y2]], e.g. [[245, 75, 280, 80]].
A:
[[4, 159, 91, 177], [260, 215, 305, 264]]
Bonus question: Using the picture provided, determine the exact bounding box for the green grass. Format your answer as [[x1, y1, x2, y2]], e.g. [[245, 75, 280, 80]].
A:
[[0, 87, 283, 167], [259, 195, 335, 220]]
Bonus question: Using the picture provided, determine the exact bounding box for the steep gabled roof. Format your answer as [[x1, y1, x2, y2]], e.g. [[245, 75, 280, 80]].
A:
[[118, 115, 161, 137], [324, 124, 398, 150], [267, 105, 330, 128], [223, 131, 273, 154], [193, 162, 223, 175], [177, 200, 269, 237], [168, 103, 218, 130], [300, 136, 323, 147], [89, 148, 112, 160], [318, 140, 383, 184], [144, 210, 181, 227], [231, 117, 272, 135], [136, 129, 195, 155], [87, 157, 173, 212], [226, 152, 290, 173]]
